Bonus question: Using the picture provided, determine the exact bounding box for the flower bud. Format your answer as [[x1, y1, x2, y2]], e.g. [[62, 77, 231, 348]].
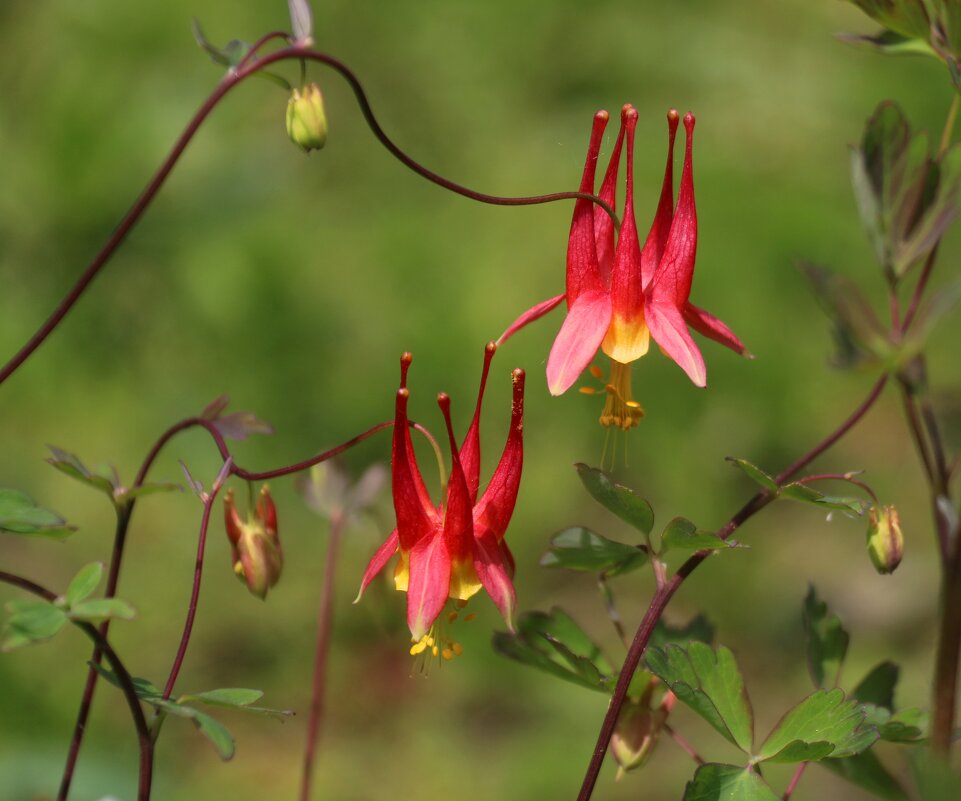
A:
[[224, 486, 283, 599], [286, 84, 327, 152], [609, 694, 668, 779], [866, 505, 903, 575]]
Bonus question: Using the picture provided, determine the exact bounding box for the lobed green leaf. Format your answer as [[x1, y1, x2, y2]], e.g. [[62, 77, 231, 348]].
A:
[[1, 600, 68, 651], [802, 586, 850, 689], [725, 457, 778, 492], [65, 563, 104, 606], [0, 488, 75, 539], [540, 527, 647, 577], [682, 764, 780, 801], [660, 517, 745, 553], [574, 464, 654, 534]]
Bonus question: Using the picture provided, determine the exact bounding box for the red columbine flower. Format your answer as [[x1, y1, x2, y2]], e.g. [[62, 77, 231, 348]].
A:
[[355, 344, 525, 657], [501, 105, 749, 429]]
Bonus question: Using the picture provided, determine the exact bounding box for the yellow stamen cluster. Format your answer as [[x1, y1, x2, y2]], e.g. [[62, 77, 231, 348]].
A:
[[408, 603, 475, 669], [579, 361, 644, 430]]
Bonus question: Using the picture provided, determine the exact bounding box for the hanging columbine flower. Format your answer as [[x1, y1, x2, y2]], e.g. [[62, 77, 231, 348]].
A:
[[500, 105, 750, 429], [224, 485, 283, 599], [355, 344, 525, 659]]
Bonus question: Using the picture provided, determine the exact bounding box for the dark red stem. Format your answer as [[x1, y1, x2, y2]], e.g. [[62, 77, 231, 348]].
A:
[[0, 46, 614, 389], [0, 571, 153, 801], [782, 762, 808, 800], [299, 513, 345, 801], [575, 375, 888, 801]]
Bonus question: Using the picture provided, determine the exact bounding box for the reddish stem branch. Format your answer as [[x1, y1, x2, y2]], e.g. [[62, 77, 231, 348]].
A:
[[782, 762, 808, 801], [299, 513, 345, 801], [575, 375, 888, 801], [0, 571, 153, 801], [0, 46, 614, 389], [663, 724, 704, 766], [791, 472, 879, 505]]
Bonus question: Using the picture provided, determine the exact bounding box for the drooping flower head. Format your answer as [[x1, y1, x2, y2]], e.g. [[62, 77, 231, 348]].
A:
[[356, 344, 525, 659], [500, 106, 750, 429], [224, 485, 283, 600]]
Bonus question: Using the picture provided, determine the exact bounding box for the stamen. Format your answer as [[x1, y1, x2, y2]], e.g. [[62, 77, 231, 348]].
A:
[[464, 613, 476, 622], [599, 361, 644, 430]]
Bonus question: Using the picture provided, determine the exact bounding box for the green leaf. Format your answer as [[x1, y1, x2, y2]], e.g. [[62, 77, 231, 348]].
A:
[[843, 1, 932, 41], [288, 0, 314, 42], [65, 563, 104, 606], [191, 709, 236, 760], [2, 600, 68, 651], [119, 482, 183, 503], [780, 483, 869, 516], [821, 750, 910, 801], [0, 488, 76, 539], [837, 29, 938, 60], [802, 586, 850, 688], [647, 642, 754, 753], [864, 705, 928, 743], [649, 615, 716, 650], [68, 598, 136, 623], [181, 688, 294, 721], [725, 457, 778, 492], [682, 764, 780, 801], [540, 527, 647, 577], [660, 517, 745, 552], [47, 447, 118, 502], [88, 663, 162, 700], [755, 688, 877, 763], [574, 464, 654, 534], [853, 661, 899, 710], [493, 608, 613, 693]]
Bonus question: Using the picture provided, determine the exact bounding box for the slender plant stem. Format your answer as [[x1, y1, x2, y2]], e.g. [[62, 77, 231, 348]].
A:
[[575, 375, 888, 801], [0, 571, 153, 801], [900, 388, 937, 489], [161, 459, 233, 700], [932, 520, 961, 755], [900, 246, 939, 334], [0, 46, 615, 389], [782, 762, 808, 801], [663, 724, 704, 766], [939, 93, 960, 158], [299, 513, 345, 801]]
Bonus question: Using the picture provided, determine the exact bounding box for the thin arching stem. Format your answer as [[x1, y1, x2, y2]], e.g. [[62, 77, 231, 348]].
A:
[[576, 375, 888, 801], [0, 45, 614, 388], [0, 571, 153, 801]]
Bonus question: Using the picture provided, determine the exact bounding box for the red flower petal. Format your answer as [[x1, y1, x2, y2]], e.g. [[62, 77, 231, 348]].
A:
[[496, 294, 565, 347], [473, 529, 516, 630], [354, 528, 399, 602], [646, 300, 707, 387], [406, 532, 452, 640], [640, 109, 679, 290], [546, 290, 612, 395], [683, 302, 751, 357], [594, 112, 626, 286], [566, 111, 608, 304], [392, 385, 437, 552], [438, 394, 474, 564], [458, 342, 496, 504]]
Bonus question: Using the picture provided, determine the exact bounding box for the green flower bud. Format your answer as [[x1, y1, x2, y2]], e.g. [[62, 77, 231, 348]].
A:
[[286, 84, 327, 153], [609, 694, 669, 779], [224, 486, 283, 599], [866, 505, 904, 575]]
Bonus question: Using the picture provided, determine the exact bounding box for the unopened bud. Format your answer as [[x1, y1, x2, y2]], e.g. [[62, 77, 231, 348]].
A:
[[866, 505, 903, 575], [609, 695, 668, 779], [286, 84, 327, 152], [224, 486, 283, 599]]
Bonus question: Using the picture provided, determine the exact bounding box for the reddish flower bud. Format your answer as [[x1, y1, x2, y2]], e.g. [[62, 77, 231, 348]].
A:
[[609, 687, 671, 779], [224, 486, 283, 599]]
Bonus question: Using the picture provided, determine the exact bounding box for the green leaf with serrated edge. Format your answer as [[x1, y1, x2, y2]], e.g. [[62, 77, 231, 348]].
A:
[[725, 457, 778, 491], [869, 707, 927, 743], [755, 688, 877, 762], [2, 601, 68, 651], [492, 631, 609, 693], [574, 464, 654, 534], [682, 764, 780, 801], [821, 750, 910, 801], [660, 517, 744, 552], [288, 0, 314, 42], [540, 527, 647, 577], [853, 661, 898, 709], [542, 637, 606, 688], [65, 563, 103, 606], [0, 488, 75, 538], [802, 586, 850, 688], [649, 615, 715, 650], [647, 643, 754, 753], [47, 447, 117, 500], [68, 598, 136, 623]]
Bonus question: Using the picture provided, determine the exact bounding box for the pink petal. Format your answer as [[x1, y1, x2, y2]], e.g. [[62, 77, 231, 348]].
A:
[[354, 529, 399, 602], [566, 112, 608, 303], [474, 369, 524, 540], [683, 303, 752, 357], [406, 533, 451, 641], [496, 294, 565, 347], [438, 394, 475, 564], [649, 113, 697, 306], [473, 529, 517, 631], [640, 110, 679, 290], [646, 301, 707, 387], [546, 290, 612, 396]]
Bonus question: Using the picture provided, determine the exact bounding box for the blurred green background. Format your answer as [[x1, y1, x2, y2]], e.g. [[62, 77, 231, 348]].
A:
[[1, 1, 960, 799]]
